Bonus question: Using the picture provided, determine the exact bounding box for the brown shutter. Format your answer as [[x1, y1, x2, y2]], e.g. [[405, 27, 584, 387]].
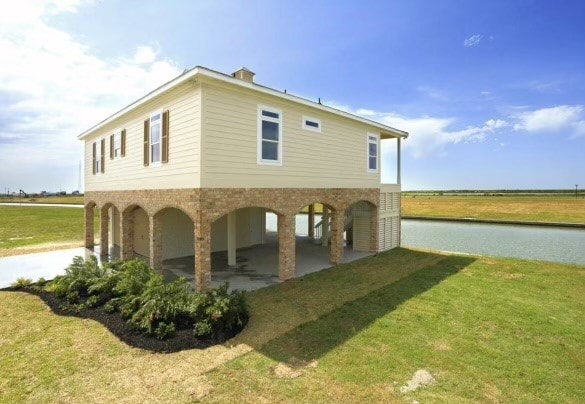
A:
[[143, 119, 149, 166], [100, 139, 105, 173], [162, 110, 169, 163], [92, 142, 96, 175], [121, 129, 126, 157], [110, 134, 114, 159]]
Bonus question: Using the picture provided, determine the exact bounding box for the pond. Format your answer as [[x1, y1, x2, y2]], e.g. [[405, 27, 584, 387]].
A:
[[402, 219, 585, 265]]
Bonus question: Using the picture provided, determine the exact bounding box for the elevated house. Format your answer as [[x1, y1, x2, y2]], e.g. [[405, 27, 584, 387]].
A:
[[79, 66, 407, 290]]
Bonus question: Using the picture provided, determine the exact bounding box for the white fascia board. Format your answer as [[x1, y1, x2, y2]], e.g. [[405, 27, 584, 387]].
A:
[[78, 66, 409, 140]]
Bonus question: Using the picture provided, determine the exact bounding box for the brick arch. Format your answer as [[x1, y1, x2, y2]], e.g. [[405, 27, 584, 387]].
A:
[[120, 202, 150, 217], [292, 200, 338, 215], [341, 197, 378, 213], [208, 204, 286, 223], [85, 201, 97, 209], [152, 205, 197, 223]]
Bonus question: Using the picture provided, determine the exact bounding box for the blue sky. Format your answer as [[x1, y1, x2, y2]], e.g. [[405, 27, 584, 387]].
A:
[[1, 0, 584, 192]]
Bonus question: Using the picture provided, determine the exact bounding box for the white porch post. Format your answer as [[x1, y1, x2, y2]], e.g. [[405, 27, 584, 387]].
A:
[[397, 137, 402, 185], [322, 207, 330, 247], [227, 210, 236, 266]]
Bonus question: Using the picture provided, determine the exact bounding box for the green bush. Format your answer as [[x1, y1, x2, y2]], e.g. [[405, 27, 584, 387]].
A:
[[130, 276, 193, 335], [154, 322, 176, 340], [11, 277, 33, 289], [44, 257, 249, 342]]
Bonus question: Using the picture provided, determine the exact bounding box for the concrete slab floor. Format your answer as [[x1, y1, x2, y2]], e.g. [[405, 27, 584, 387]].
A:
[[0, 233, 372, 292]]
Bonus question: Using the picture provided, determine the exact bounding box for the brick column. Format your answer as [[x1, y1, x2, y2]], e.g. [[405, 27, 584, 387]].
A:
[[149, 213, 163, 270], [330, 209, 344, 265], [308, 204, 315, 238], [100, 206, 109, 255], [84, 204, 94, 248], [195, 214, 211, 291], [278, 213, 296, 281], [120, 208, 134, 260], [370, 207, 380, 253]]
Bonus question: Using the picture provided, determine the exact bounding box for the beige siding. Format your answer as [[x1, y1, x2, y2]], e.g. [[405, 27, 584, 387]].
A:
[[200, 81, 382, 188], [84, 82, 201, 192]]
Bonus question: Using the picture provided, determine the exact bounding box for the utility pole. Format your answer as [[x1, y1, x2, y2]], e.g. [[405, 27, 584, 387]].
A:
[[576, 184, 579, 199]]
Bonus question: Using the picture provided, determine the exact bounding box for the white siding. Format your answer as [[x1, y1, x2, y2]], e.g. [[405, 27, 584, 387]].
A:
[[200, 81, 383, 188], [84, 82, 201, 191]]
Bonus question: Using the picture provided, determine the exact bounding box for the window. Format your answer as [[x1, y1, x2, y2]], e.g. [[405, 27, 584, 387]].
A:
[[150, 112, 162, 164], [93, 138, 104, 174], [302, 116, 321, 132], [367, 134, 379, 172], [113, 131, 121, 158], [144, 111, 168, 166], [258, 106, 282, 165]]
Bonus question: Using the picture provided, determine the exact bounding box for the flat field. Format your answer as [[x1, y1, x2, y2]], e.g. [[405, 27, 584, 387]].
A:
[[1, 249, 583, 402], [402, 194, 585, 224], [0, 206, 96, 257]]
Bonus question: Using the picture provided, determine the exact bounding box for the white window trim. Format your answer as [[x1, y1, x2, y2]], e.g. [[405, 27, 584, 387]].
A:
[[149, 110, 162, 167], [302, 115, 321, 133], [112, 129, 122, 159], [367, 133, 379, 173], [257, 105, 283, 166], [94, 138, 103, 175]]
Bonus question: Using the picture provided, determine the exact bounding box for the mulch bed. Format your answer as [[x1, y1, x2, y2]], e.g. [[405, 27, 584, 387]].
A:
[[2, 288, 247, 353]]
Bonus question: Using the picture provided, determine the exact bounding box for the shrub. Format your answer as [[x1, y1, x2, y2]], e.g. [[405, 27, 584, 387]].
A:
[[154, 322, 176, 340], [46, 256, 106, 299], [36, 277, 47, 287], [195, 283, 248, 339], [11, 277, 33, 289], [130, 276, 193, 334]]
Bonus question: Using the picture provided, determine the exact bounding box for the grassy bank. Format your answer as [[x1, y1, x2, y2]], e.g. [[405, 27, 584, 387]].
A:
[[402, 194, 585, 224], [0, 206, 96, 256], [1, 249, 583, 402]]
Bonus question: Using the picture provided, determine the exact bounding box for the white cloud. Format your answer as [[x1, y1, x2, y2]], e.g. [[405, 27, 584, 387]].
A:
[[464, 34, 482, 47], [326, 102, 508, 158], [0, 0, 181, 191], [512, 105, 584, 136]]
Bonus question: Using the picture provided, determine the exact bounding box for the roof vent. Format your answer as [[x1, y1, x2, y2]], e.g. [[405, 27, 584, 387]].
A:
[[232, 67, 255, 83]]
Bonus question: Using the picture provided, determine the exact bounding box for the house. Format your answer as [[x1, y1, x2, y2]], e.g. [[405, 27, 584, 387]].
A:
[[79, 66, 408, 290]]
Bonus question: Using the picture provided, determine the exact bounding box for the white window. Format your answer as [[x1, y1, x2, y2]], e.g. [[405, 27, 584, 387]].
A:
[[150, 112, 162, 164], [94, 140, 102, 174], [113, 131, 121, 158], [302, 116, 321, 133], [257, 106, 282, 165], [367, 134, 379, 172]]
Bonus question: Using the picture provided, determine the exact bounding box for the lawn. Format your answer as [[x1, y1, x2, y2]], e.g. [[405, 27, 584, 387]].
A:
[[402, 194, 585, 224], [1, 248, 583, 402], [0, 206, 97, 257]]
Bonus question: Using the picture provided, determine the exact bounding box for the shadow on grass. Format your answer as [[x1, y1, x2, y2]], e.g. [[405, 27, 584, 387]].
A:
[[251, 253, 475, 362]]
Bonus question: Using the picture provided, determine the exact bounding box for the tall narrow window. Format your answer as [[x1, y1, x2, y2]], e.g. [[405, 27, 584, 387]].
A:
[[150, 112, 162, 164], [94, 139, 103, 174], [258, 106, 282, 165], [113, 132, 121, 158], [367, 134, 379, 172]]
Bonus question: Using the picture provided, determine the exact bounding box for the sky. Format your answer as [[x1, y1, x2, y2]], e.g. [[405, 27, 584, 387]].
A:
[[1, 0, 584, 192]]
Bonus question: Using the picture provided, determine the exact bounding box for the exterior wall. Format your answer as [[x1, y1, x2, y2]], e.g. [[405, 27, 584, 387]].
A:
[[160, 208, 195, 259], [211, 207, 264, 252], [200, 80, 384, 188], [84, 82, 201, 192], [351, 201, 374, 252], [133, 208, 149, 257]]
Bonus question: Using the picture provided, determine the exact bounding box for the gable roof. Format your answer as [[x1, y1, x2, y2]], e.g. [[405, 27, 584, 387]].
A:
[[78, 66, 409, 140]]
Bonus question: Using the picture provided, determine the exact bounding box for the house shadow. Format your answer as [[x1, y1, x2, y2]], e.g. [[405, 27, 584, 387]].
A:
[[235, 249, 476, 363]]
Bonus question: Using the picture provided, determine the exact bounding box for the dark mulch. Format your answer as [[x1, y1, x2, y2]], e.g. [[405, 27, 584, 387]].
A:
[[2, 287, 248, 354]]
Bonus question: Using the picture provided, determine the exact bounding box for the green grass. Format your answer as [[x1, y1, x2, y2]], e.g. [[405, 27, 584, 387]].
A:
[[402, 194, 585, 224], [0, 206, 97, 256], [1, 249, 583, 402]]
